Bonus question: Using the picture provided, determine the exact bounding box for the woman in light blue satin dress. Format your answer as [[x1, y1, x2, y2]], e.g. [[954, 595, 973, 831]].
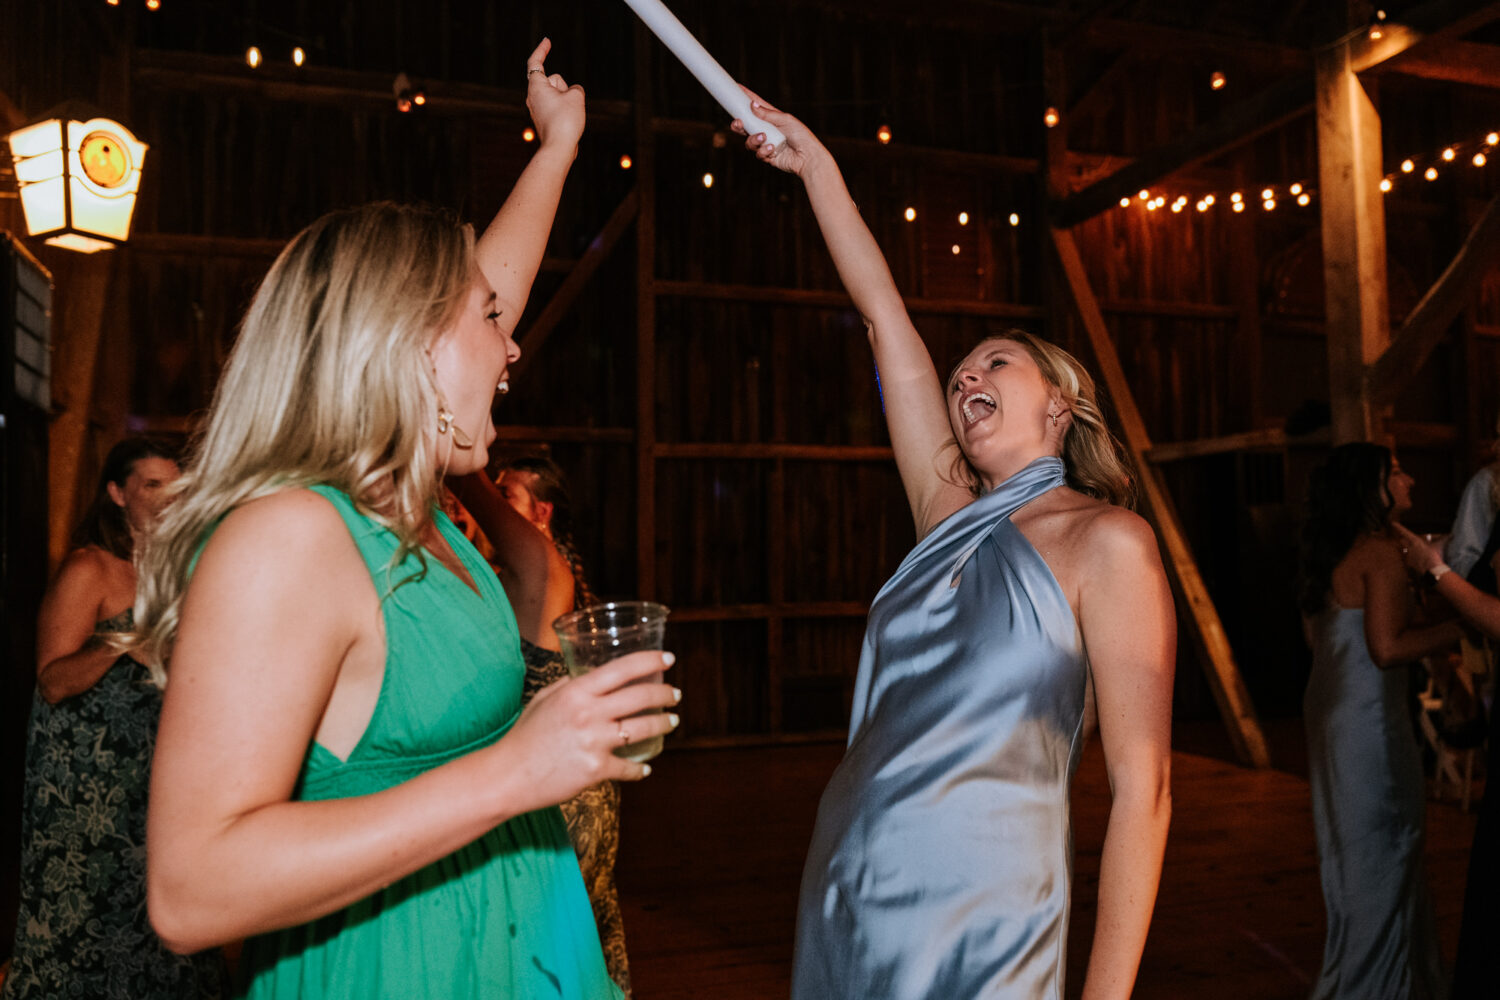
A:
[[733, 98, 1175, 999], [1298, 443, 1460, 1000]]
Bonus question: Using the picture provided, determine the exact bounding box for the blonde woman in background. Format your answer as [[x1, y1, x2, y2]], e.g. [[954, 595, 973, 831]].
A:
[[734, 95, 1174, 999], [131, 41, 677, 1000]]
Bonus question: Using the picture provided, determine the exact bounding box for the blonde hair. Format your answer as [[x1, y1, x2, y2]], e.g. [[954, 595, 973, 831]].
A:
[[946, 330, 1137, 509], [131, 202, 475, 685]]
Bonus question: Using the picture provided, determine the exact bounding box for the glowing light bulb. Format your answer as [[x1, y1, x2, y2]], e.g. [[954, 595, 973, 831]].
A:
[[1263, 198, 1276, 211], [1380, 178, 1393, 192], [1475, 152, 1488, 167], [1008, 212, 1020, 227], [1261, 187, 1274, 200], [1289, 183, 1303, 195], [1443, 147, 1456, 161], [702, 172, 714, 189], [1138, 189, 1150, 201], [1425, 166, 1438, 181], [877, 124, 892, 145], [1230, 191, 1243, 204], [958, 212, 969, 225], [1401, 159, 1415, 173], [1147, 201, 1159, 212], [951, 244, 961, 255], [1196, 201, 1208, 212], [107, 0, 120, 6], [246, 46, 262, 68], [619, 155, 633, 170], [1232, 202, 1245, 213], [1119, 197, 1131, 208], [1171, 202, 1184, 213], [1369, 26, 1382, 40], [1210, 71, 1226, 90], [293, 47, 306, 67], [1488, 133, 1499, 146], [145, 0, 160, 9], [904, 207, 917, 222], [1203, 194, 1215, 206], [1044, 107, 1059, 128], [523, 128, 536, 142], [412, 92, 426, 106], [1297, 193, 1311, 206]]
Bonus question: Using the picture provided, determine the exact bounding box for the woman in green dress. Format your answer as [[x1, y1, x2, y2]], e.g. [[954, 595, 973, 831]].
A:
[[3, 437, 226, 999], [130, 40, 679, 999]]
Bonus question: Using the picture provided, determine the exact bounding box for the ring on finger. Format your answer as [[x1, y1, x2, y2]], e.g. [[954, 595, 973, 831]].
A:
[[617, 726, 630, 747], [527, 68, 546, 78]]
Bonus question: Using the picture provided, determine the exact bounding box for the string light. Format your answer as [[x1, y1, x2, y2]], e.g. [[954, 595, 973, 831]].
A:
[[1203, 194, 1215, 206], [877, 124, 892, 145], [1443, 147, 1457, 161], [619, 155, 633, 170], [1008, 212, 1020, 226], [1489, 133, 1499, 146], [1263, 198, 1276, 211], [1297, 192, 1311, 206], [1261, 187, 1274, 200], [1120, 197, 1131, 208], [1195, 200, 1208, 212], [107, 0, 120, 6], [145, 0, 160, 9], [1137, 189, 1150, 201], [245, 46, 262, 69], [951, 244, 961, 255], [1044, 107, 1059, 128], [1230, 192, 1243, 204], [702, 172, 714, 189], [1369, 8, 1386, 40], [1210, 71, 1226, 91], [1171, 201, 1184, 213], [1401, 159, 1415, 173], [1146, 200, 1159, 212], [1380, 178, 1393, 192], [958, 212, 969, 225], [904, 207, 917, 222], [1425, 166, 1438, 180], [1232, 202, 1245, 213], [292, 47, 306, 67], [1476, 152, 1488, 167], [523, 127, 535, 142], [1289, 182, 1303, 195]]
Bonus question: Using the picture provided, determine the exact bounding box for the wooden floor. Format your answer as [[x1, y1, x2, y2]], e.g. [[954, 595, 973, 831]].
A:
[[615, 720, 1480, 999]]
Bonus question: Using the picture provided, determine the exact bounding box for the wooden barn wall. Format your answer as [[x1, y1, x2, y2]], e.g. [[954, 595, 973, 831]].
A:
[[5, 1, 1499, 738]]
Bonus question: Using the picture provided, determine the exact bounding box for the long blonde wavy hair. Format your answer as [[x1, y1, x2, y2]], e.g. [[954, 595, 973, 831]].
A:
[[131, 202, 475, 686], [945, 330, 1137, 509]]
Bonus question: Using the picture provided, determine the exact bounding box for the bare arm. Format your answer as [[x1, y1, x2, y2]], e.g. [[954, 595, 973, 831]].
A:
[[1077, 510, 1175, 1000], [35, 548, 127, 704], [447, 473, 574, 647], [1396, 523, 1500, 639], [147, 490, 676, 953], [1361, 540, 1461, 668], [733, 97, 969, 535], [474, 38, 585, 336]]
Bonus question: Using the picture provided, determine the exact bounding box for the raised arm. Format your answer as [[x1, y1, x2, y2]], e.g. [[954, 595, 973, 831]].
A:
[[733, 96, 970, 534], [35, 548, 126, 704], [474, 38, 586, 336], [147, 490, 676, 953], [1076, 509, 1175, 1000]]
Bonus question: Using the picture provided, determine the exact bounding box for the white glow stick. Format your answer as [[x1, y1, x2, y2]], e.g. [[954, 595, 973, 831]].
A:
[[621, 0, 786, 146]]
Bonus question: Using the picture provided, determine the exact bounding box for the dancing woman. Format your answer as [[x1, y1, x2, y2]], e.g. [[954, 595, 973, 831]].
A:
[[131, 42, 677, 999], [733, 96, 1174, 999]]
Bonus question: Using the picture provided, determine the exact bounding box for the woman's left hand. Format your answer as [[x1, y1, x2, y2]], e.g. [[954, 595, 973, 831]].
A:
[[1393, 523, 1444, 574], [525, 38, 586, 153]]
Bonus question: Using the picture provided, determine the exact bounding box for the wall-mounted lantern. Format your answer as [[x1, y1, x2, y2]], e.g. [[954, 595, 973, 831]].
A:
[[6, 108, 148, 253]]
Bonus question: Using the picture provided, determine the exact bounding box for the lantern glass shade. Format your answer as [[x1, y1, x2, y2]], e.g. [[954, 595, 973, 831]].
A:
[[7, 115, 148, 253]]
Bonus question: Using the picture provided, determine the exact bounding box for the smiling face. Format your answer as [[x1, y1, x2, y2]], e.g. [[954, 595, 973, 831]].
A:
[[946, 337, 1064, 490], [427, 267, 520, 476], [106, 455, 181, 537]]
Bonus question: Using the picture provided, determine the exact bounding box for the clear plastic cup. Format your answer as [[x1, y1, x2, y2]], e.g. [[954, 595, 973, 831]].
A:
[[552, 601, 671, 762]]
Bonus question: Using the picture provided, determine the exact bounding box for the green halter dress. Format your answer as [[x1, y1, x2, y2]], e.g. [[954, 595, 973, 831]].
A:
[[236, 486, 619, 999]]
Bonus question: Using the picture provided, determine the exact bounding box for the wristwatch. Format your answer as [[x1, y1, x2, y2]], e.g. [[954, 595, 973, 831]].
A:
[[1422, 563, 1452, 588]]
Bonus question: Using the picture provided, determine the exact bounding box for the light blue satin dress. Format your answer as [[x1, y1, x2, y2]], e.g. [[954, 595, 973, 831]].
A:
[[792, 456, 1086, 999], [1303, 606, 1442, 1000]]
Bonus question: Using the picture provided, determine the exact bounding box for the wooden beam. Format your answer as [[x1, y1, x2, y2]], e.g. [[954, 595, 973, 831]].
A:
[[1051, 226, 1271, 769], [1379, 39, 1500, 88], [1368, 194, 1500, 405], [508, 187, 639, 381], [652, 279, 1046, 319], [1148, 428, 1292, 463], [1316, 39, 1390, 443], [656, 443, 894, 462]]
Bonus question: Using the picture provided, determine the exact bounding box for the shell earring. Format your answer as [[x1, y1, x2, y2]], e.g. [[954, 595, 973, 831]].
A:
[[437, 406, 475, 450]]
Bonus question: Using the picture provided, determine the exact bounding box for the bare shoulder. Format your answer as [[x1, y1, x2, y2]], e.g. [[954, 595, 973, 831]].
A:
[[194, 488, 365, 586], [1023, 488, 1155, 560], [56, 544, 118, 584], [1347, 533, 1403, 574]]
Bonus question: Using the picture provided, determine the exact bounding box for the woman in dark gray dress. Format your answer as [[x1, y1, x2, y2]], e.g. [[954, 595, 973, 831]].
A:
[[1298, 444, 1459, 1000], [734, 96, 1175, 999]]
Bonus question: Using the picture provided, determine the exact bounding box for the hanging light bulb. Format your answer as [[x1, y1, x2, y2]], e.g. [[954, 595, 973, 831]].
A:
[[904, 207, 917, 222], [145, 0, 160, 9], [523, 127, 535, 142], [107, 0, 121, 6], [1138, 189, 1150, 201], [1232, 201, 1245, 213], [1401, 159, 1415, 173], [1195, 201, 1208, 212], [1170, 202, 1184, 213], [1263, 198, 1276, 211], [1146, 200, 1159, 212], [292, 47, 306, 67], [958, 212, 969, 225], [1008, 212, 1020, 227], [1203, 194, 1215, 206], [1289, 182, 1303, 195], [1261, 187, 1274, 200], [1425, 166, 1439, 181], [702, 172, 715, 189], [1443, 147, 1457, 162], [1379, 177, 1393, 192], [619, 154, 633, 170], [1043, 107, 1059, 128], [1488, 132, 1499, 146], [1297, 193, 1311, 206], [1475, 152, 1488, 167], [1210, 71, 1226, 91], [1230, 191, 1243, 204], [877, 124, 892, 145], [1119, 197, 1131, 208], [951, 244, 961, 255]]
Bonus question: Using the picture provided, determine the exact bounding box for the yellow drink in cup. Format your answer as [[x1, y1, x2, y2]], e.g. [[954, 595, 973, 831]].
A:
[[553, 601, 671, 762]]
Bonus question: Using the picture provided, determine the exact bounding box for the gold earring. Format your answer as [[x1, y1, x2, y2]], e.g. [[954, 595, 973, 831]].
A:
[[437, 407, 455, 435]]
